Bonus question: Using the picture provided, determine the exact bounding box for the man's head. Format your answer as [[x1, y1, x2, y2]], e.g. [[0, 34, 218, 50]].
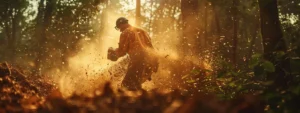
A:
[[115, 17, 129, 32]]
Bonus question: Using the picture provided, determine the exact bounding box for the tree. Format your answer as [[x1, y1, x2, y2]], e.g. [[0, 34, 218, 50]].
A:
[[258, 0, 289, 88], [212, 3, 221, 36], [181, 0, 199, 54], [232, 0, 239, 66], [0, 0, 28, 62], [136, 0, 141, 27], [34, 0, 55, 75], [203, 1, 208, 48]]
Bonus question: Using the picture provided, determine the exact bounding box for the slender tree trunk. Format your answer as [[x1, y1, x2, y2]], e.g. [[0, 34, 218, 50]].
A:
[[35, 0, 54, 75], [181, 0, 199, 54], [204, 1, 208, 48], [248, 31, 257, 58], [34, 0, 45, 75], [10, 14, 17, 60], [152, 0, 166, 35], [99, 0, 108, 34], [258, 0, 289, 89], [3, 5, 13, 61], [4, 6, 21, 62], [4, 21, 11, 49], [136, 0, 141, 27], [171, 5, 177, 31], [232, 0, 239, 66], [148, 0, 153, 33], [10, 7, 22, 61], [248, 22, 259, 61], [212, 4, 221, 36]]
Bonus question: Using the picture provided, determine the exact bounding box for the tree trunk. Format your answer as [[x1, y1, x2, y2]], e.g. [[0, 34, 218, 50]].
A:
[[232, 0, 239, 66], [181, 0, 199, 54], [10, 7, 22, 62], [3, 4, 21, 62], [10, 14, 17, 60], [248, 22, 259, 61], [136, 0, 141, 27], [212, 4, 221, 36], [34, 0, 45, 75], [204, 1, 208, 48], [248, 30, 257, 59], [99, 0, 108, 34], [34, 0, 54, 75], [148, 0, 153, 33], [4, 21, 11, 49], [258, 0, 289, 89]]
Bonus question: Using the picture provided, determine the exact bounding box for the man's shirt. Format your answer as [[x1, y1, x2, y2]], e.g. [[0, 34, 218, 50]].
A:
[[115, 26, 154, 60]]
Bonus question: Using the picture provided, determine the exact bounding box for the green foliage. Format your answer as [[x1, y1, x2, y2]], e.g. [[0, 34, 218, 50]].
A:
[[290, 58, 300, 74], [250, 53, 284, 78], [249, 53, 262, 68], [253, 59, 275, 77], [263, 61, 275, 72]]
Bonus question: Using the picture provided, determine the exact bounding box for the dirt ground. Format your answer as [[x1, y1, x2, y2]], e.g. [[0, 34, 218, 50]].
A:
[[0, 62, 265, 113]]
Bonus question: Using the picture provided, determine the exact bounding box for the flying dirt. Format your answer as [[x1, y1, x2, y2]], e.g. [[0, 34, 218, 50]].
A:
[[39, 13, 212, 97], [0, 62, 263, 113]]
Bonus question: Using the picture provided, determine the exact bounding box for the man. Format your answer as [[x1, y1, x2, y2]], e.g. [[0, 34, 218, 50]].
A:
[[107, 17, 158, 90]]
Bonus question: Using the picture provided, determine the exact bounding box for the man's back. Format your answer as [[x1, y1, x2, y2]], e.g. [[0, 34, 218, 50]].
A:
[[117, 26, 154, 59], [109, 17, 159, 90]]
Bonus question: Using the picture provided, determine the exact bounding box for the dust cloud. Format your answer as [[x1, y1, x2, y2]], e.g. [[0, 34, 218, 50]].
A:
[[46, 10, 211, 97]]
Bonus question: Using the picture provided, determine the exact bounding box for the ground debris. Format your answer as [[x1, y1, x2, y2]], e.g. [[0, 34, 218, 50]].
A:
[[0, 63, 264, 113], [0, 62, 52, 112]]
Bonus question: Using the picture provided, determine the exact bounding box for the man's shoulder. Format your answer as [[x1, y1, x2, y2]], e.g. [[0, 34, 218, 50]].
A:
[[120, 28, 134, 37], [122, 26, 134, 33], [121, 26, 147, 36], [128, 26, 147, 32], [134, 27, 146, 32]]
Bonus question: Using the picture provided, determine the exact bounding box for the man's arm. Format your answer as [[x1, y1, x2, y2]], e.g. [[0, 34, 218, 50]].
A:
[[114, 31, 131, 58]]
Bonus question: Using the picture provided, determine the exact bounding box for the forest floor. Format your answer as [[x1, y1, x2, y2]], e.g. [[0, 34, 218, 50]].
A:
[[0, 62, 265, 113]]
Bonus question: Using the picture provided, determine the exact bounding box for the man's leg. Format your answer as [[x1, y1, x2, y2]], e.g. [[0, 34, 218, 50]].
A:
[[141, 65, 154, 82], [121, 62, 144, 90]]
